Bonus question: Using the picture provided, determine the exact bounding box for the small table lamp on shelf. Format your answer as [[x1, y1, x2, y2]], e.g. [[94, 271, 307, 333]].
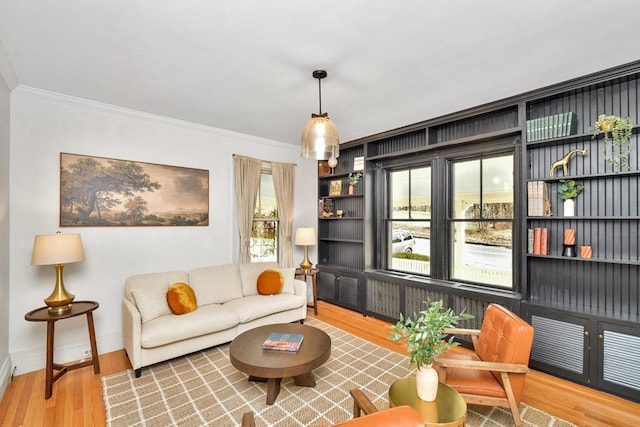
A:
[[31, 231, 84, 314], [295, 227, 316, 273]]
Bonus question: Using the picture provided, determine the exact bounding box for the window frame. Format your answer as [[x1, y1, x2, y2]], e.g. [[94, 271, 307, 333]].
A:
[[375, 139, 520, 291], [250, 168, 279, 263]]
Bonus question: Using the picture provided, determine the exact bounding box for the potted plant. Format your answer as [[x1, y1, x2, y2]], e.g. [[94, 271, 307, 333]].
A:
[[557, 179, 584, 217], [390, 299, 472, 401], [347, 171, 363, 195], [592, 114, 634, 171]]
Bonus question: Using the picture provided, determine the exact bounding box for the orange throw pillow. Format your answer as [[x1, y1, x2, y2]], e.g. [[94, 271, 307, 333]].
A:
[[257, 269, 283, 295], [166, 282, 197, 315]]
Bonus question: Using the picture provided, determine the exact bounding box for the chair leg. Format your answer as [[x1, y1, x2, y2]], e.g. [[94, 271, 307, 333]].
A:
[[500, 372, 523, 427]]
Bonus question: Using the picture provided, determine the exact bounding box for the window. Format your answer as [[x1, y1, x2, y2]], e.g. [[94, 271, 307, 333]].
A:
[[250, 171, 279, 262], [381, 150, 515, 289], [450, 155, 513, 287], [387, 166, 431, 275]]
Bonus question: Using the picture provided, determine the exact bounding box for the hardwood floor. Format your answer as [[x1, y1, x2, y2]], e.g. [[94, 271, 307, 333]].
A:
[[1, 301, 638, 426]]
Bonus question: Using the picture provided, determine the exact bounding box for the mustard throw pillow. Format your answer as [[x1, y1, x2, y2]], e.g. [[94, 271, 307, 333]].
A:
[[257, 269, 283, 295], [166, 282, 197, 315]]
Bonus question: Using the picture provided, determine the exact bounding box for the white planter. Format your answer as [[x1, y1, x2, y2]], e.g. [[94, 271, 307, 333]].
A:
[[564, 199, 575, 217], [415, 364, 439, 401]]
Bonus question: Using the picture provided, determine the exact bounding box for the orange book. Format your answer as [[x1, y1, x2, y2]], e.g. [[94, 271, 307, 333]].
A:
[[540, 228, 549, 255], [533, 228, 542, 255]]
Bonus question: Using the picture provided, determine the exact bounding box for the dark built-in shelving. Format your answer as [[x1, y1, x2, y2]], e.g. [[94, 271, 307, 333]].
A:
[[317, 60, 640, 402]]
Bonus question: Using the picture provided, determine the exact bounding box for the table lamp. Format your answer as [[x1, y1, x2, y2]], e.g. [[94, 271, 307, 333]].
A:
[[294, 227, 316, 272], [31, 231, 84, 314]]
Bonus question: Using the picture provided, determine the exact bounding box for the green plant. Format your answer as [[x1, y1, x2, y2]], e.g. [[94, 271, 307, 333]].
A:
[[592, 114, 634, 171], [348, 171, 363, 186], [557, 179, 584, 200], [390, 299, 473, 368]]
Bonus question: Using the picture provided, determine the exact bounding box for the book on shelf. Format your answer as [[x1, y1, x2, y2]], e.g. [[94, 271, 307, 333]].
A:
[[262, 332, 304, 352], [525, 112, 577, 142], [533, 227, 542, 255], [539, 227, 549, 255], [531, 227, 549, 255], [527, 181, 551, 217]]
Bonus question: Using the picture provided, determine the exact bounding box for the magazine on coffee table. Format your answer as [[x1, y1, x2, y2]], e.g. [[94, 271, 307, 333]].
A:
[[262, 332, 304, 352]]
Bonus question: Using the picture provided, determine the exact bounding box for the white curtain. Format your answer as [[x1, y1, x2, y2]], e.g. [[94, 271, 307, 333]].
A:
[[271, 162, 295, 267], [233, 155, 261, 263]]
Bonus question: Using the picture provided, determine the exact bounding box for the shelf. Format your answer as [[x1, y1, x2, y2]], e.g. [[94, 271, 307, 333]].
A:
[[527, 254, 640, 265], [318, 217, 363, 221], [524, 300, 640, 324], [319, 238, 363, 244], [319, 171, 365, 180], [527, 216, 640, 220], [526, 125, 640, 149], [528, 170, 640, 182], [320, 194, 364, 199], [368, 127, 521, 161]]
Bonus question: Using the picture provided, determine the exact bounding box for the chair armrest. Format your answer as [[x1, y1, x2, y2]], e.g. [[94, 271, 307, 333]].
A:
[[349, 389, 379, 417], [444, 327, 480, 336], [434, 354, 529, 374]]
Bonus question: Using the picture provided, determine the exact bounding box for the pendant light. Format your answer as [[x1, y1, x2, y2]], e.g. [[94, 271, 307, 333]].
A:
[[301, 70, 340, 162]]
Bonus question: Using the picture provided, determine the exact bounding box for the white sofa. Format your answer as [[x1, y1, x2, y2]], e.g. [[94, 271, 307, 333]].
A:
[[122, 262, 307, 377]]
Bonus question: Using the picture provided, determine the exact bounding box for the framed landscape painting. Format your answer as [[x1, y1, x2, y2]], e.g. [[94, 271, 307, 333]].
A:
[[60, 153, 209, 227]]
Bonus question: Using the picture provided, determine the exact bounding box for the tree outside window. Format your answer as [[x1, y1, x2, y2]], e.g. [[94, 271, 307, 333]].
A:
[[251, 171, 279, 262]]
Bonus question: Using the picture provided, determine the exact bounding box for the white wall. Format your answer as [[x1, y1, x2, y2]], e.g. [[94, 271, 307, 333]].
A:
[[0, 54, 12, 397], [9, 87, 318, 375]]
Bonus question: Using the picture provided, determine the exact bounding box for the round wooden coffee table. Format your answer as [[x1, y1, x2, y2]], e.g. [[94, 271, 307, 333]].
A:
[[229, 323, 331, 405], [389, 377, 466, 426]]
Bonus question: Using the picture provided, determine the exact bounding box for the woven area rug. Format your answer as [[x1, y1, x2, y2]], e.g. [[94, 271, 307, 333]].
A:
[[102, 318, 574, 426]]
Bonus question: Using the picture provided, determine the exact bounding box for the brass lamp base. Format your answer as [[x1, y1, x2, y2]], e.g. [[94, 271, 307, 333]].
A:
[[44, 264, 75, 314], [299, 246, 313, 273]]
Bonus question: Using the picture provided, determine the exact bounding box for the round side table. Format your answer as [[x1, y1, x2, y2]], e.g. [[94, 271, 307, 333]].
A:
[[389, 377, 466, 427], [25, 300, 101, 399]]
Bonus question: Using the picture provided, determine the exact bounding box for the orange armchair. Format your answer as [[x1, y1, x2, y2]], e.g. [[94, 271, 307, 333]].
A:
[[433, 303, 534, 427], [241, 389, 424, 427]]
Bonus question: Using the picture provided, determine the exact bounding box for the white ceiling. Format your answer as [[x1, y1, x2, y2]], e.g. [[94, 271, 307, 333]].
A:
[[1, 0, 639, 146]]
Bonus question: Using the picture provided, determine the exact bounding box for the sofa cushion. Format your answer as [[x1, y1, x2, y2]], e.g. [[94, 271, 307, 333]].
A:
[[140, 304, 239, 348], [223, 293, 306, 323], [239, 262, 279, 296], [189, 264, 243, 305], [257, 269, 283, 295], [166, 282, 197, 314], [126, 270, 189, 323], [278, 267, 296, 295]]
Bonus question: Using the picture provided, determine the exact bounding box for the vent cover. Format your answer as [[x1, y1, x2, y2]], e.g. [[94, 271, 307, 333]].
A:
[[532, 315, 584, 374], [603, 330, 640, 391]]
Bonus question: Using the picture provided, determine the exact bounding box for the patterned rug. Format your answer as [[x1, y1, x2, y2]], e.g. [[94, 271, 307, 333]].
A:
[[102, 318, 574, 426]]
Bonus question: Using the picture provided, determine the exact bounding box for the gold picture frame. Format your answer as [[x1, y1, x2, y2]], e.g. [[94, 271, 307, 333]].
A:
[[60, 152, 209, 227], [329, 179, 342, 196]]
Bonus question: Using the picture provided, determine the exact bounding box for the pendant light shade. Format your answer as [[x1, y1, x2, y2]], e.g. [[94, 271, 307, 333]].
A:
[[301, 70, 340, 161]]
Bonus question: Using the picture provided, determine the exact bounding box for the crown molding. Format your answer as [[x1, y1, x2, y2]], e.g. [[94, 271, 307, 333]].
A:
[[13, 85, 296, 150], [0, 42, 18, 90]]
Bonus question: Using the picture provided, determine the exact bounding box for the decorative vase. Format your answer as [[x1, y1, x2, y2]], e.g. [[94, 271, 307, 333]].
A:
[[563, 199, 575, 217], [348, 184, 355, 195], [415, 364, 439, 402]]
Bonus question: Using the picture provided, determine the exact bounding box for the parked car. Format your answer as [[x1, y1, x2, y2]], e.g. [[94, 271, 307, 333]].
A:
[[392, 230, 416, 254]]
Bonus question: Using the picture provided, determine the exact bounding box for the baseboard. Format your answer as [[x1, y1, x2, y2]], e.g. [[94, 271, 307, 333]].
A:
[[0, 353, 13, 401], [10, 332, 122, 375]]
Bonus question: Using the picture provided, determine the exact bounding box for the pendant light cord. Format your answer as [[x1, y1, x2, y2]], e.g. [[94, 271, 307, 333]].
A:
[[318, 77, 322, 115]]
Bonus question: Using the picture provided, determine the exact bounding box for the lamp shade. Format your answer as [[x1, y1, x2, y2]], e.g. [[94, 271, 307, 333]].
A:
[[295, 227, 317, 246], [301, 115, 340, 160], [31, 232, 84, 266]]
